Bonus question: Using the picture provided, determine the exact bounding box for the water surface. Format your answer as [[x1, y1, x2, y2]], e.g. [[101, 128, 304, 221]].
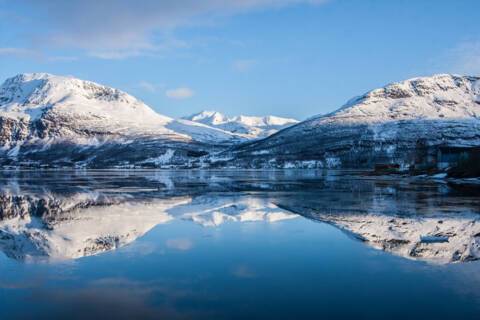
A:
[[0, 170, 479, 319]]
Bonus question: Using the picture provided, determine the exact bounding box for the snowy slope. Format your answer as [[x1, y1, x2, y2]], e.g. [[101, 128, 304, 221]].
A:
[[0, 73, 243, 143], [184, 110, 299, 138], [227, 74, 480, 169], [314, 74, 480, 124], [0, 73, 173, 134], [0, 73, 250, 167]]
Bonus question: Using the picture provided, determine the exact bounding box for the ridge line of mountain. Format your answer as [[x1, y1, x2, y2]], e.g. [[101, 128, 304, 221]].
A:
[[1, 72, 479, 174]]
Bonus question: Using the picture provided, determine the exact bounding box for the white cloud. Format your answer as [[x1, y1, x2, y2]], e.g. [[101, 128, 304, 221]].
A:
[[137, 81, 165, 93], [16, 0, 328, 59], [232, 59, 257, 72], [165, 87, 195, 100]]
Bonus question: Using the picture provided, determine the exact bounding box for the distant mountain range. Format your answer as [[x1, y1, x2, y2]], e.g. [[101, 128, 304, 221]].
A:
[[0, 73, 479, 171], [184, 110, 298, 138]]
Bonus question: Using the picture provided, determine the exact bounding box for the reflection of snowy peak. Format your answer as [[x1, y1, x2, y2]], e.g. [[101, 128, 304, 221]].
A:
[[279, 199, 480, 264], [0, 191, 296, 261], [311, 212, 480, 264], [0, 192, 189, 261], [184, 110, 299, 138], [169, 195, 297, 227]]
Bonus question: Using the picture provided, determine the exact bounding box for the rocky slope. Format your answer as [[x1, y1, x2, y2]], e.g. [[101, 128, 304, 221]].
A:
[[0, 73, 244, 168], [223, 74, 480, 169], [184, 110, 299, 139]]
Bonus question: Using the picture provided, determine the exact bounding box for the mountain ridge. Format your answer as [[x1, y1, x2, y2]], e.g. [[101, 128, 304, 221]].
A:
[[183, 110, 299, 138], [223, 74, 480, 170], [1, 72, 479, 170]]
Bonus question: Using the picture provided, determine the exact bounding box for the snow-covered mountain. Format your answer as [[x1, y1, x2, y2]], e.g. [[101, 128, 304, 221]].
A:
[[225, 74, 480, 169], [2, 73, 480, 170], [0, 73, 246, 143], [184, 110, 299, 138], [0, 73, 246, 167]]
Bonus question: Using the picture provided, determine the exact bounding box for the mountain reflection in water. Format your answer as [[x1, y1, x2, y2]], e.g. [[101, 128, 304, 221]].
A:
[[0, 170, 479, 264]]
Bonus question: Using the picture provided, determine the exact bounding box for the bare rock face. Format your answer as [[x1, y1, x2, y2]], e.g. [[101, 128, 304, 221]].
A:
[[0, 116, 30, 144], [222, 74, 480, 169]]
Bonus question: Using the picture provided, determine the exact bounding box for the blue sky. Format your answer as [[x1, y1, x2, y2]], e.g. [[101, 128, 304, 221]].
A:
[[1, 0, 479, 120]]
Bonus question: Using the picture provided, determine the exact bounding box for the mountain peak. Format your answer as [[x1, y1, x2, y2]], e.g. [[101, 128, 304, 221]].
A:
[[1, 72, 141, 106], [319, 74, 480, 124], [227, 73, 480, 169], [184, 110, 298, 138], [0, 72, 172, 125], [185, 110, 228, 125], [0, 73, 253, 153]]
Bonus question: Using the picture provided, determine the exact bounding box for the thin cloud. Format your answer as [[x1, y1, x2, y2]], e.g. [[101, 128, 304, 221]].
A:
[[0, 47, 37, 57], [449, 41, 480, 75], [165, 87, 195, 100], [434, 40, 480, 76], [232, 59, 257, 72], [47, 55, 78, 62], [14, 0, 328, 59], [0, 47, 77, 62], [138, 81, 165, 93]]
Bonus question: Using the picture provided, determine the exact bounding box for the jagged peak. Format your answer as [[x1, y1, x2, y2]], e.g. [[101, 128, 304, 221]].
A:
[[184, 110, 228, 125], [186, 110, 298, 126]]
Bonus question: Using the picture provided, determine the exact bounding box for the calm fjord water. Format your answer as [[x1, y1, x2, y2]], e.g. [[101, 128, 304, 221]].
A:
[[0, 170, 479, 319]]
